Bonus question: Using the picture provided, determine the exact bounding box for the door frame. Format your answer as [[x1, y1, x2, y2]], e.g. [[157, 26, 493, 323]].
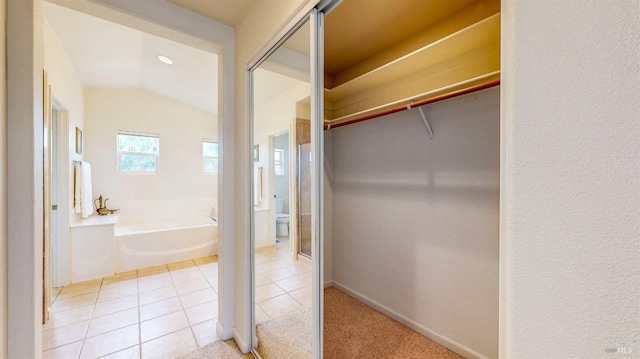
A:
[[268, 128, 293, 250], [246, 7, 326, 358], [6, 1, 236, 355], [50, 96, 70, 289]]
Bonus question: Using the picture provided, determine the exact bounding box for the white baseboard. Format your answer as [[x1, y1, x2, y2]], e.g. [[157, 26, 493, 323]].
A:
[[216, 321, 234, 341], [324, 280, 333, 288], [331, 281, 489, 359], [234, 328, 251, 353]]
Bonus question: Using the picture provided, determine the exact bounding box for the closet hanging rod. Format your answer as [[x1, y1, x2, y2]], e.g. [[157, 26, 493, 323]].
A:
[[324, 79, 500, 130]]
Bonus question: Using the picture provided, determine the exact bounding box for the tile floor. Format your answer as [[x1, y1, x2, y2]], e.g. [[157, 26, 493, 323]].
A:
[[254, 240, 312, 325], [43, 241, 311, 359]]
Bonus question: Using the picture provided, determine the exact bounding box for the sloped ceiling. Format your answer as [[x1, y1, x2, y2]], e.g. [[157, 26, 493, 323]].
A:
[[44, 2, 219, 115]]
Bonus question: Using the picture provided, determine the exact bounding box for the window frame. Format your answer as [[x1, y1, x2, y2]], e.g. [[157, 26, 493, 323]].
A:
[[116, 131, 160, 174], [274, 147, 285, 176], [202, 139, 219, 174]]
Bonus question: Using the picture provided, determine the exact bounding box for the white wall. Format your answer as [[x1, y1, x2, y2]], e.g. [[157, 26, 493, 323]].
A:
[[254, 80, 308, 209], [501, 0, 640, 357], [84, 87, 217, 224], [330, 87, 500, 358], [43, 16, 86, 287]]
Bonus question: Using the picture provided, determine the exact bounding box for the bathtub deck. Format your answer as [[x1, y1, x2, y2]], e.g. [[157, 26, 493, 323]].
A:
[[43, 243, 311, 358]]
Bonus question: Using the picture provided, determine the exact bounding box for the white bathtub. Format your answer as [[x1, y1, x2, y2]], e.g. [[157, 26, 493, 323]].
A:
[[115, 217, 218, 272]]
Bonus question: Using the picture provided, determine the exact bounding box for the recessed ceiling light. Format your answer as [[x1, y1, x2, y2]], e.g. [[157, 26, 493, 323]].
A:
[[157, 55, 173, 65]]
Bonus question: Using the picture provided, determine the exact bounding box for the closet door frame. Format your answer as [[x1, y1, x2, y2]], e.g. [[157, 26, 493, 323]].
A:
[[246, 4, 332, 358]]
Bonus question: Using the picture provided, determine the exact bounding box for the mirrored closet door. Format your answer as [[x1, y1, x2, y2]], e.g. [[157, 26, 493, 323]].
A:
[[249, 7, 325, 359]]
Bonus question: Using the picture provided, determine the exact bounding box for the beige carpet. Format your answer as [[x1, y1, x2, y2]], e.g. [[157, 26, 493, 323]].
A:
[[324, 287, 463, 359], [180, 339, 253, 359], [256, 307, 313, 358], [183, 288, 462, 359]]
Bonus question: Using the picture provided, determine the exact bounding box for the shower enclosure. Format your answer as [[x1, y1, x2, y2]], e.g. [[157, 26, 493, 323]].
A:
[[298, 143, 312, 258]]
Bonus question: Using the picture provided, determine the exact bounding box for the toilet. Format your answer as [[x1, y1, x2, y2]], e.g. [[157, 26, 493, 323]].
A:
[[275, 198, 289, 237]]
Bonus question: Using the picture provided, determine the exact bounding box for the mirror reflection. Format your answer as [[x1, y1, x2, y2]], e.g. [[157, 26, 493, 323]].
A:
[[251, 19, 313, 358]]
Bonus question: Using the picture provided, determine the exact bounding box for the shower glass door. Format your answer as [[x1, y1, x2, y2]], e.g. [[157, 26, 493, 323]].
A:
[[298, 143, 312, 258]]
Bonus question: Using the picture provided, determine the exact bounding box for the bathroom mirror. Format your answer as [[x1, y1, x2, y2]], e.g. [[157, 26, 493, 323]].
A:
[[249, 8, 325, 358]]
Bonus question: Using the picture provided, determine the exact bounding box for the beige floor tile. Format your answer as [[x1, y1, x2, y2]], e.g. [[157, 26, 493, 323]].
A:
[[256, 246, 277, 255], [174, 277, 210, 295], [141, 310, 189, 342], [263, 251, 289, 261], [138, 265, 168, 277], [141, 328, 197, 359], [255, 274, 271, 287], [170, 269, 205, 283], [140, 297, 183, 321], [289, 286, 312, 308], [255, 283, 286, 303], [191, 318, 219, 348], [57, 279, 102, 300], [139, 286, 177, 306], [42, 320, 90, 351], [258, 294, 302, 319], [254, 254, 270, 265], [97, 283, 138, 303], [179, 288, 217, 309], [255, 261, 284, 274], [113, 270, 138, 278], [204, 273, 218, 287], [79, 324, 139, 359], [194, 256, 217, 265], [101, 345, 139, 359], [52, 292, 98, 313], [255, 304, 270, 325], [86, 307, 138, 338], [44, 305, 93, 330], [184, 300, 218, 326], [167, 260, 197, 271], [273, 275, 309, 293], [138, 276, 173, 293], [262, 267, 296, 282], [93, 294, 138, 318], [281, 261, 312, 275], [102, 273, 137, 290], [196, 264, 218, 277], [42, 340, 83, 359]]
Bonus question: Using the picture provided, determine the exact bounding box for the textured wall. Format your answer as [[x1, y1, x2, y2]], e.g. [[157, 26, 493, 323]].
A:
[[501, 0, 640, 357], [331, 87, 500, 358]]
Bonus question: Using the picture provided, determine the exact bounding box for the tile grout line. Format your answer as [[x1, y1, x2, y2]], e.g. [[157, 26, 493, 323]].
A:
[[167, 260, 201, 348], [77, 277, 104, 359]]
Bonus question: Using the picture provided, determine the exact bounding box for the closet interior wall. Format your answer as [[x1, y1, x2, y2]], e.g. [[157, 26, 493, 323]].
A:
[[326, 87, 500, 359]]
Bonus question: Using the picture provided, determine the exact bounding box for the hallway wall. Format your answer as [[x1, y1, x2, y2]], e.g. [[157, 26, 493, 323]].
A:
[[43, 18, 85, 226], [329, 87, 500, 358]]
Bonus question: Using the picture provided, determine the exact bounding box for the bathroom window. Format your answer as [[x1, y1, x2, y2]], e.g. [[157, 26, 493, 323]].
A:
[[203, 140, 218, 174], [117, 132, 159, 173], [274, 148, 284, 176]]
